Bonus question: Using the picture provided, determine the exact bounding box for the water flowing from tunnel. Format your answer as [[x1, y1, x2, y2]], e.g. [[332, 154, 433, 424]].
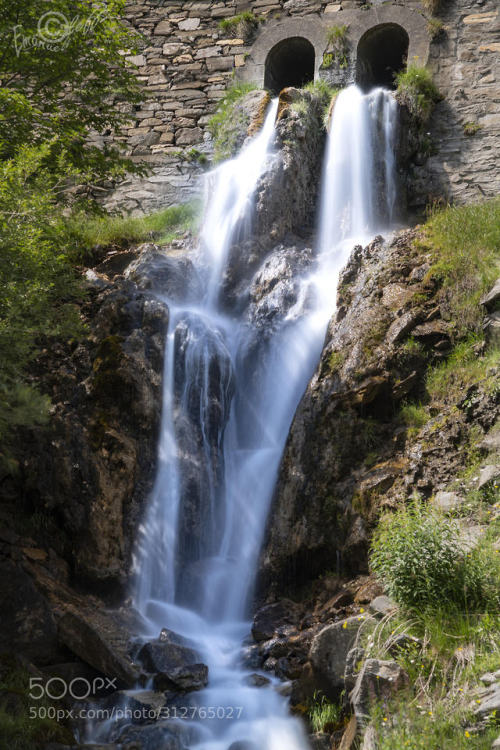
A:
[[102, 86, 398, 750]]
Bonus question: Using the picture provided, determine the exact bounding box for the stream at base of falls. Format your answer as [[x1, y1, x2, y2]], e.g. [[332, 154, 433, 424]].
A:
[[86, 84, 398, 750]]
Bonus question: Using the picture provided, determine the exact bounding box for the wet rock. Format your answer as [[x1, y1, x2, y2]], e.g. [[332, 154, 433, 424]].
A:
[[240, 644, 262, 670], [253, 88, 326, 243], [96, 250, 140, 278], [117, 720, 189, 750], [309, 733, 332, 750], [58, 609, 142, 687], [310, 616, 372, 695], [252, 599, 301, 642], [350, 659, 409, 723], [244, 673, 271, 688], [124, 244, 201, 301], [153, 663, 208, 692], [138, 636, 208, 692], [0, 560, 63, 666], [228, 741, 259, 750], [9, 272, 170, 588]]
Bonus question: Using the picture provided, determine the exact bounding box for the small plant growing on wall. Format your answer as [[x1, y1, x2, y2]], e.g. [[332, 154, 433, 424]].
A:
[[324, 24, 350, 70], [427, 17, 445, 40], [463, 121, 482, 136], [218, 11, 263, 42], [395, 63, 441, 122], [421, 0, 441, 13]]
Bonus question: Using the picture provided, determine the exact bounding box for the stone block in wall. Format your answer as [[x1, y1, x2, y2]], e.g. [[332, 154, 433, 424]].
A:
[[195, 46, 222, 59], [178, 18, 201, 31], [159, 132, 175, 144], [154, 21, 172, 35], [207, 56, 235, 72], [126, 54, 146, 66], [175, 127, 203, 145], [163, 43, 185, 56]]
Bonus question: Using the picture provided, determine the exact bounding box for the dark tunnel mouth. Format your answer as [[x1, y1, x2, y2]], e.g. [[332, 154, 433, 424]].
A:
[[356, 24, 409, 92], [264, 37, 315, 96]]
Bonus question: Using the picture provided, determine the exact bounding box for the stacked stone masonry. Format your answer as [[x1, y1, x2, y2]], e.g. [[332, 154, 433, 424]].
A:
[[101, 0, 500, 214]]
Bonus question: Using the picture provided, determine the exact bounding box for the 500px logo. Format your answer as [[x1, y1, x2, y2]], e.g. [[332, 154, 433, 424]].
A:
[[29, 676, 117, 701], [13, 9, 109, 56]]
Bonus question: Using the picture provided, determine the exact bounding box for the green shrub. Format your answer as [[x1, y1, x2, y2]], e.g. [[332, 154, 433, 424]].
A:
[[395, 64, 441, 121], [308, 693, 343, 733], [463, 121, 481, 136], [218, 12, 262, 41], [427, 17, 444, 39], [325, 24, 349, 69], [370, 500, 500, 610], [207, 82, 258, 162], [400, 402, 429, 433], [426, 337, 500, 403]]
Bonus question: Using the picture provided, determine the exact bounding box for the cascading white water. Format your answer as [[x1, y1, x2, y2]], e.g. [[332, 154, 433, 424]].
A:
[[91, 85, 398, 749]]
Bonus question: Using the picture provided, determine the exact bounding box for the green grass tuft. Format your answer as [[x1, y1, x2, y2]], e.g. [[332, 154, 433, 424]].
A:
[[66, 201, 201, 255], [395, 64, 441, 121], [426, 337, 500, 404], [208, 82, 258, 163], [423, 198, 500, 335], [308, 693, 343, 733]]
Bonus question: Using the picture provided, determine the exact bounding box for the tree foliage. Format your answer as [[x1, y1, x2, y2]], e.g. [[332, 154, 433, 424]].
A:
[[0, 0, 142, 179], [0, 1, 145, 466]]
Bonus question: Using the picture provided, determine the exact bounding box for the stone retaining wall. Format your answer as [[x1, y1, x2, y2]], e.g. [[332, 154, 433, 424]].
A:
[[101, 0, 500, 215]]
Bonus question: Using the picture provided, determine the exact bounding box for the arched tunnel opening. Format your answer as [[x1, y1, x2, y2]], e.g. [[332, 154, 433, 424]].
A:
[[356, 24, 409, 91], [264, 37, 315, 96]]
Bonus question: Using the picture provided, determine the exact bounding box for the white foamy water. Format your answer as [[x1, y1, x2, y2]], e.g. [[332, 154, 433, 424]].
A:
[[87, 85, 398, 750]]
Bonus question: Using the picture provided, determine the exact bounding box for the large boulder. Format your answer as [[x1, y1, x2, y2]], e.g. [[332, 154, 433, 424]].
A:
[[350, 659, 409, 723], [0, 560, 63, 666], [252, 599, 301, 642], [309, 616, 372, 695], [124, 245, 202, 301], [57, 609, 142, 687], [138, 635, 208, 692]]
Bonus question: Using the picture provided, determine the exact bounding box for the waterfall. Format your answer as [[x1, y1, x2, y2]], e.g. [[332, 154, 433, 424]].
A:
[[94, 85, 398, 749]]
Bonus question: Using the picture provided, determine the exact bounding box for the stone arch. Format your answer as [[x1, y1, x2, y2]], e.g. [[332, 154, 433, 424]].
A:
[[264, 37, 315, 95], [356, 24, 409, 90], [238, 17, 327, 90]]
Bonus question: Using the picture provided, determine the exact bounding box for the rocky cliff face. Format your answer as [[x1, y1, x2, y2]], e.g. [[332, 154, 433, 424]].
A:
[[1, 247, 183, 591], [259, 229, 500, 597]]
